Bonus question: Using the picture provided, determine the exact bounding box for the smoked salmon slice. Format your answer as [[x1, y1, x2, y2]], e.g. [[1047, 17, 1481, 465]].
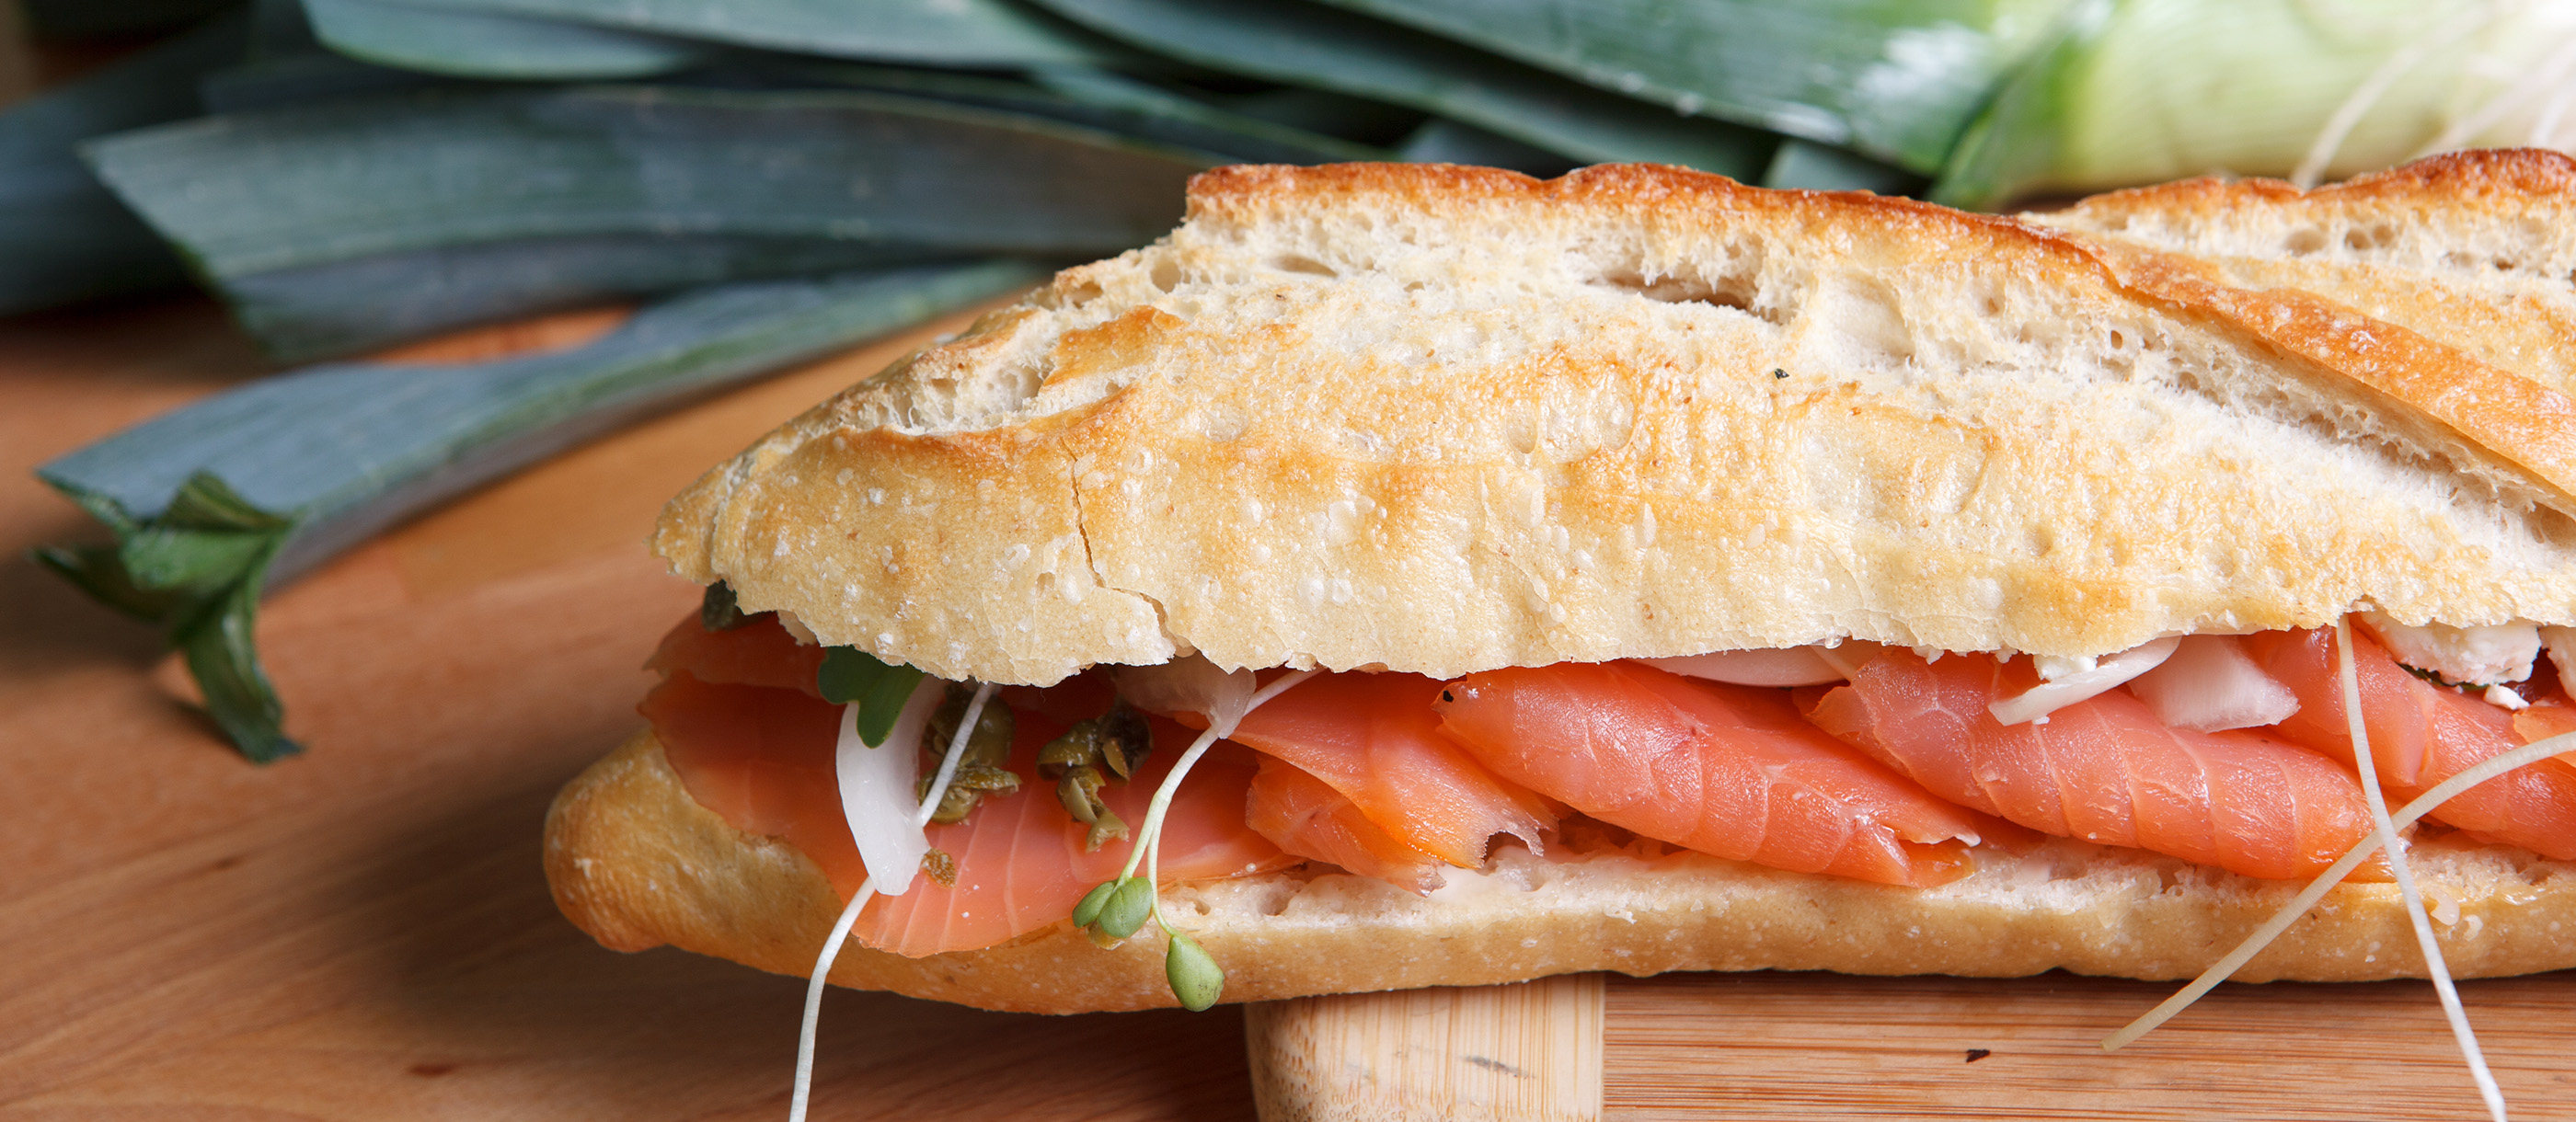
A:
[[854, 715, 1289, 956], [641, 616, 1289, 957], [1225, 671, 1556, 869], [1244, 756, 1450, 893], [2248, 627, 2576, 860], [647, 613, 825, 694], [1433, 662, 1984, 887], [1805, 648, 2376, 880]]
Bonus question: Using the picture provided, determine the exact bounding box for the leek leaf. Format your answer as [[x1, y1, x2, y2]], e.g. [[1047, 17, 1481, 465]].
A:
[[1300, 0, 2072, 172], [83, 85, 1205, 282], [39, 261, 1039, 761], [224, 234, 958, 360], [343, 0, 1130, 68], [1762, 139, 1925, 194], [304, 0, 708, 80], [1935, 0, 2541, 207], [777, 61, 1384, 166], [818, 647, 927, 747], [1393, 119, 1574, 177], [0, 13, 245, 314], [1025, 0, 1774, 176], [35, 474, 300, 762]]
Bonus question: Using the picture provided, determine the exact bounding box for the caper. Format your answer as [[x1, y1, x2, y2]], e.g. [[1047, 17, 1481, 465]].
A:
[[920, 847, 959, 888], [1083, 808, 1129, 853], [1097, 702, 1150, 779], [926, 684, 1014, 768], [1039, 702, 1152, 781], [923, 761, 1021, 824], [1057, 763, 1108, 823]]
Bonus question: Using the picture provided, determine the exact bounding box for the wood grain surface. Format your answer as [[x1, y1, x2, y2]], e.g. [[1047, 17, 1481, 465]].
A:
[[9, 298, 2576, 1122], [0, 296, 1253, 1122]]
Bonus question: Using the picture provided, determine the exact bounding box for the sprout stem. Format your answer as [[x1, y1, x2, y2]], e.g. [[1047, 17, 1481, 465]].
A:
[[790, 876, 876, 1122], [2328, 620, 2505, 1122], [915, 681, 997, 830], [2106, 642, 2576, 1088], [796, 680, 993, 1122]]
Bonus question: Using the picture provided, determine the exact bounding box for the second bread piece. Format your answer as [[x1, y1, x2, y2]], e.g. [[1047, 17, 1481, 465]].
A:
[[655, 162, 2576, 688]]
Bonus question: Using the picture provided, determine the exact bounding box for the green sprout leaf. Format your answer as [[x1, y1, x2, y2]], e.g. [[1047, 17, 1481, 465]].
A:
[[1071, 879, 1120, 928], [1165, 932, 1225, 1012], [817, 647, 928, 747], [1094, 876, 1156, 940]]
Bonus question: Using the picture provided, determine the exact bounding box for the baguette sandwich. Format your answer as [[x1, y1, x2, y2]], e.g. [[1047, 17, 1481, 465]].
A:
[[545, 153, 2576, 1019]]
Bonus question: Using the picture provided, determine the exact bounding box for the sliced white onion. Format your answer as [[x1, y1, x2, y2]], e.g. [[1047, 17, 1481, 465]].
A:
[[1117, 655, 1258, 736], [833, 676, 944, 898], [2357, 610, 2537, 686], [1988, 636, 2179, 726], [1641, 647, 1848, 687], [2126, 635, 2301, 732], [2542, 625, 2576, 700]]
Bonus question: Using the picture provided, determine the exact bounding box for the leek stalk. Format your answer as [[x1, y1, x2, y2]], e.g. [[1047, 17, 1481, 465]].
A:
[[39, 261, 1041, 761]]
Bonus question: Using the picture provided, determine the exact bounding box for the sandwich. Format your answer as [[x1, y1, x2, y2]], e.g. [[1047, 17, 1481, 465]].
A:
[[543, 154, 2576, 1030]]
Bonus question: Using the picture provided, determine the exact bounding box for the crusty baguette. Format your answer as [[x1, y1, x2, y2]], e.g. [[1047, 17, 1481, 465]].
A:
[[2030, 149, 2576, 396], [653, 161, 2576, 690], [546, 731, 2576, 1013]]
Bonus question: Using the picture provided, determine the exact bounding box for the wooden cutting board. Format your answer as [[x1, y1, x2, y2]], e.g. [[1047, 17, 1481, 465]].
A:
[[6, 298, 2571, 1122]]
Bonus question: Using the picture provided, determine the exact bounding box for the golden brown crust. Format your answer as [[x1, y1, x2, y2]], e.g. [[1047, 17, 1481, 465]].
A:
[[2033, 149, 2576, 479], [655, 160, 2576, 686], [546, 731, 2576, 1014]]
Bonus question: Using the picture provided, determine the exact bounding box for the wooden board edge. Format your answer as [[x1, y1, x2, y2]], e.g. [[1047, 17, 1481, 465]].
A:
[[1244, 974, 1604, 1122]]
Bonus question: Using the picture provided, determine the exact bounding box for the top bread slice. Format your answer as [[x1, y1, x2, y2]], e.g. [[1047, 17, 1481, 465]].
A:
[[654, 160, 2576, 688], [2030, 149, 2576, 398]]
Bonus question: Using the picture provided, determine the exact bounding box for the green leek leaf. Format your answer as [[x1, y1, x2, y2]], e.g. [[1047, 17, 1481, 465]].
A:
[[39, 262, 1037, 761], [340, 0, 1130, 69], [1762, 138, 1925, 194], [1393, 119, 1574, 177], [817, 647, 928, 747], [36, 474, 299, 761], [224, 235, 960, 360], [0, 12, 245, 314], [83, 85, 1206, 283], [776, 61, 1385, 166], [304, 0, 710, 80], [1300, 0, 2072, 173], [1025, 0, 1774, 176]]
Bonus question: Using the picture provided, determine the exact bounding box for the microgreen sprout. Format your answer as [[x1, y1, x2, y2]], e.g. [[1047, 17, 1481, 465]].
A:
[[1063, 669, 1318, 1009], [791, 680, 994, 1122]]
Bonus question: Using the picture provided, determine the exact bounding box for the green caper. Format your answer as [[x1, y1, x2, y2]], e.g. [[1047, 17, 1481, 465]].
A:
[[926, 685, 1014, 769], [924, 761, 1021, 824], [1096, 702, 1151, 779], [1057, 763, 1108, 823], [1055, 764, 1131, 852], [1083, 807, 1130, 853], [1039, 701, 1152, 781]]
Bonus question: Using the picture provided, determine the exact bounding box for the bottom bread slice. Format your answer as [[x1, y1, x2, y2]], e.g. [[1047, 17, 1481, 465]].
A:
[[545, 730, 2576, 1013]]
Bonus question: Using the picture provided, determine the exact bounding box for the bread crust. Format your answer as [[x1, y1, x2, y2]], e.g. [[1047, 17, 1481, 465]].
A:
[[546, 730, 2576, 1013], [655, 161, 2576, 687]]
